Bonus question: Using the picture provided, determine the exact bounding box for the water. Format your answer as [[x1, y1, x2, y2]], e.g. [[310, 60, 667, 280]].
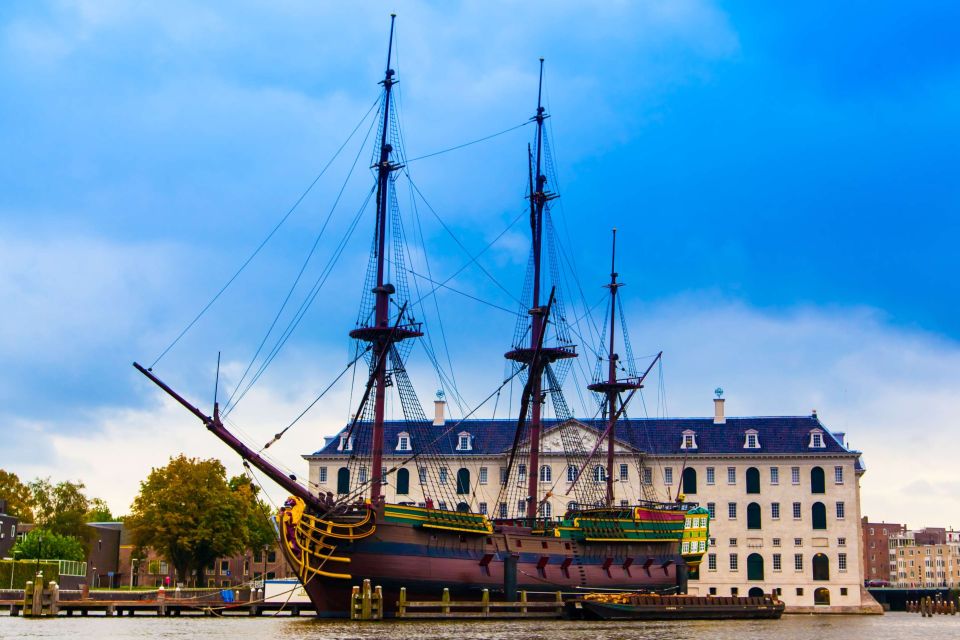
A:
[[0, 613, 953, 640]]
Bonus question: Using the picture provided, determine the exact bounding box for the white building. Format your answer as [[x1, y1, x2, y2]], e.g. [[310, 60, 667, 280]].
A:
[[305, 396, 881, 613]]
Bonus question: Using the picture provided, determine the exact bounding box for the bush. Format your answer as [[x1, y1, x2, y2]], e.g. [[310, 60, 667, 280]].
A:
[[0, 560, 60, 590]]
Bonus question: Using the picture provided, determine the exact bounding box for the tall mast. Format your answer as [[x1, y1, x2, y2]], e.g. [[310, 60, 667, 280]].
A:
[[505, 59, 575, 520], [588, 229, 642, 507], [349, 14, 421, 503]]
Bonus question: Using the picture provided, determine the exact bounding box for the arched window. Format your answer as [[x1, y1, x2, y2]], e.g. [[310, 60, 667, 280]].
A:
[[456, 502, 470, 513], [747, 502, 762, 530], [593, 466, 606, 482], [746, 467, 760, 494], [812, 502, 827, 529], [813, 554, 830, 581], [567, 465, 578, 483], [336, 467, 350, 495], [540, 465, 552, 483], [748, 586, 765, 597], [538, 501, 552, 518], [396, 468, 410, 495], [814, 587, 830, 605], [747, 553, 764, 581], [811, 466, 825, 494], [682, 467, 697, 495], [456, 468, 470, 495]]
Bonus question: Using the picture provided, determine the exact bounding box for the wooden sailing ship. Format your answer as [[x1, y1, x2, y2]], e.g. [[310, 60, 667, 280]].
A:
[[135, 15, 709, 617]]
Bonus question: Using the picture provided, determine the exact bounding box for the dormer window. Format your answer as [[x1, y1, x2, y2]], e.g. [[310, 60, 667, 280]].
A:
[[456, 431, 472, 451], [744, 430, 760, 449], [396, 432, 411, 452], [808, 429, 825, 448], [338, 434, 353, 451], [680, 430, 698, 450]]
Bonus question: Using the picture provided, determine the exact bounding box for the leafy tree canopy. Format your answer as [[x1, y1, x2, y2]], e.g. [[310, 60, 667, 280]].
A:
[[229, 475, 276, 554], [127, 455, 254, 584], [12, 527, 85, 562], [29, 478, 91, 541], [85, 498, 115, 523], [0, 469, 34, 522]]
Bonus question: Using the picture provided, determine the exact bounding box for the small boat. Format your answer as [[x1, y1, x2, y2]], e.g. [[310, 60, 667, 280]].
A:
[[567, 592, 785, 620]]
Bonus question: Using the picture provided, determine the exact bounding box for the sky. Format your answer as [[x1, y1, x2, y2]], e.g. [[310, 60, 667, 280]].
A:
[[0, 1, 958, 530]]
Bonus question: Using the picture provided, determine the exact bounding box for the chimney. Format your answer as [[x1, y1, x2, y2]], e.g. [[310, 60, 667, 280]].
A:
[[433, 390, 446, 427], [713, 387, 725, 424]]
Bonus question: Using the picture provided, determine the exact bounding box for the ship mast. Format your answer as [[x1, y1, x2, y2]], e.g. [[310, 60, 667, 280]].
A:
[[348, 14, 422, 503], [505, 59, 575, 520], [587, 230, 643, 506]]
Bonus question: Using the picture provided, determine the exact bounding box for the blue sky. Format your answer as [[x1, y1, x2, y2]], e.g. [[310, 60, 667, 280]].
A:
[[1, 1, 958, 527]]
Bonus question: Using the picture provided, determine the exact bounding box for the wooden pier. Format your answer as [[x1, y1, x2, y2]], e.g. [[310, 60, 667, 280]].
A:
[[396, 587, 564, 619]]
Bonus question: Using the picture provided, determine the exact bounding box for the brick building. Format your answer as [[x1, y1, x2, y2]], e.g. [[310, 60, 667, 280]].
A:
[[860, 517, 905, 583]]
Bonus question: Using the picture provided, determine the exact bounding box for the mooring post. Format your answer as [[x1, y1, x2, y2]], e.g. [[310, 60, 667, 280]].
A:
[[441, 587, 450, 615], [504, 553, 518, 602], [373, 585, 383, 620], [158, 585, 166, 616], [398, 587, 407, 618], [49, 581, 59, 616], [481, 588, 490, 616], [362, 579, 373, 620], [520, 590, 528, 614], [555, 590, 563, 615], [23, 580, 34, 617], [350, 585, 360, 620]]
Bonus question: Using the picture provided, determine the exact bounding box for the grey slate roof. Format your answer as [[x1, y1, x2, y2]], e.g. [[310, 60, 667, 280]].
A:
[[308, 414, 861, 464]]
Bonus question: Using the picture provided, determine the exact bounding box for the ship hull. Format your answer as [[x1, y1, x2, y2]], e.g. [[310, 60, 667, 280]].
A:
[[280, 514, 685, 617]]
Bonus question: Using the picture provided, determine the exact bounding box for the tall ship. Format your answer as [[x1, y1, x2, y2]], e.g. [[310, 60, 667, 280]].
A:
[[135, 16, 709, 617]]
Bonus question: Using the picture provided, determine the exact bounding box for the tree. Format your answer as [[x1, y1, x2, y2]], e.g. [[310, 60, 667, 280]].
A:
[[127, 455, 250, 586], [29, 478, 91, 541], [0, 469, 34, 522], [85, 498, 115, 523], [229, 475, 276, 554], [12, 528, 85, 562]]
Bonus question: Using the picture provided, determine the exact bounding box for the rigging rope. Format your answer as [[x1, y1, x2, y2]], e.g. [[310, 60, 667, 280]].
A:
[[405, 120, 533, 163], [149, 96, 381, 369]]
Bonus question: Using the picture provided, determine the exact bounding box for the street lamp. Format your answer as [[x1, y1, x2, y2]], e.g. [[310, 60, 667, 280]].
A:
[[9, 550, 19, 590], [130, 558, 139, 590]]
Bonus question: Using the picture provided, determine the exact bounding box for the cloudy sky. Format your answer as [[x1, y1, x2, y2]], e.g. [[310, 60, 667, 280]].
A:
[[1, 1, 957, 529]]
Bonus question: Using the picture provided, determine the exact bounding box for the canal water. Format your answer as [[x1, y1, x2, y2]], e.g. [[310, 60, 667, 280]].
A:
[[0, 613, 954, 639]]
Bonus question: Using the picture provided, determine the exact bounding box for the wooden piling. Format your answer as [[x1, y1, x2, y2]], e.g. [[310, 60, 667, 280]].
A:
[[441, 588, 450, 615]]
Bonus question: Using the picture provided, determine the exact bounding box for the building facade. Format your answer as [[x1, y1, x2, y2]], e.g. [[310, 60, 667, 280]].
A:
[[304, 397, 880, 613], [861, 517, 906, 583], [0, 500, 17, 559], [889, 528, 960, 588]]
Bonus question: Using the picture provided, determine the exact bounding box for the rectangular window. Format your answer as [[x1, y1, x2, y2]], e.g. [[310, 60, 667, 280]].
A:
[[709, 537, 716, 547], [770, 467, 779, 485], [479, 502, 488, 515], [771, 502, 780, 519], [729, 554, 739, 571], [359, 466, 368, 484], [727, 467, 736, 484], [479, 467, 488, 485], [838, 537, 846, 547], [773, 554, 782, 571], [518, 464, 527, 482], [707, 502, 716, 518], [793, 502, 802, 519], [796, 587, 804, 596], [619, 464, 629, 481], [500, 467, 507, 484], [772, 537, 781, 547], [642, 467, 652, 485], [498, 502, 507, 518], [708, 554, 717, 571], [567, 465, 578, 483], [439, 467, 448, 484], [794, 538, 803, 547], [419, 466, 427, 483], [728, 502, 737, 519], [836, 502, 846, 519], [706, 467, 715, 485], [517, 500, 525, 515], [729, 538, 738, 547], [219, 560, 229, 575], [795, 554, 804, 571], [839, 553, 848, 571], [438, 502, 447, 511], [834, 466, 844, 484], [397, 435, 410, 451], [318, 467, 328, 483], [791, 467, 800, 484], [664, 467, 673, 485]]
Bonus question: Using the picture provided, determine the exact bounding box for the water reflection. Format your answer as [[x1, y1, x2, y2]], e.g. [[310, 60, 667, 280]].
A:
[[2, 613, 956, 640]]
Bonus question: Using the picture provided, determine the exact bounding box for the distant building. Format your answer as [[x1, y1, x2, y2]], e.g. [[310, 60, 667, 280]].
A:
[[860, 517, 906, 583], [0, 500, 18, 558], [889, 526, 960, 588], [305, 395, 881, 613]]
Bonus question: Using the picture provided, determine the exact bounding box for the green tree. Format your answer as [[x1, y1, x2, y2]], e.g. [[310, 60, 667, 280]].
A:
[[12, 528, 85, 562], [127, 455, 250, 586], [85, 498, 115, 523], [29, 478, 91, 541], [0, 469, 34, 522], [229, 475, 276, 554]]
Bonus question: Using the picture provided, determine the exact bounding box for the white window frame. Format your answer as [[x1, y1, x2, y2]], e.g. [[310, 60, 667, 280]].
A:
[[479, 467, 488, 485], [727, 467, 736, 484], [791, 466, 800, 484], [836, 501, 846, 519], [338, 434, 353, 451], [706, 467, 715, 485], [808, 429, 826, 448], [664, 467, 673, 485], [728, 502, 737, 519], [456, 432, 472, 451], [743, 430, 760, 449], [567, 465, 578, 483], [396, 432, 411, 452], [834, 466, 844, 484], [770, 467, 779, 485], [681, 430, 697, 450], [771, 502, 780, 520], [318, 467, 327, 483]]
